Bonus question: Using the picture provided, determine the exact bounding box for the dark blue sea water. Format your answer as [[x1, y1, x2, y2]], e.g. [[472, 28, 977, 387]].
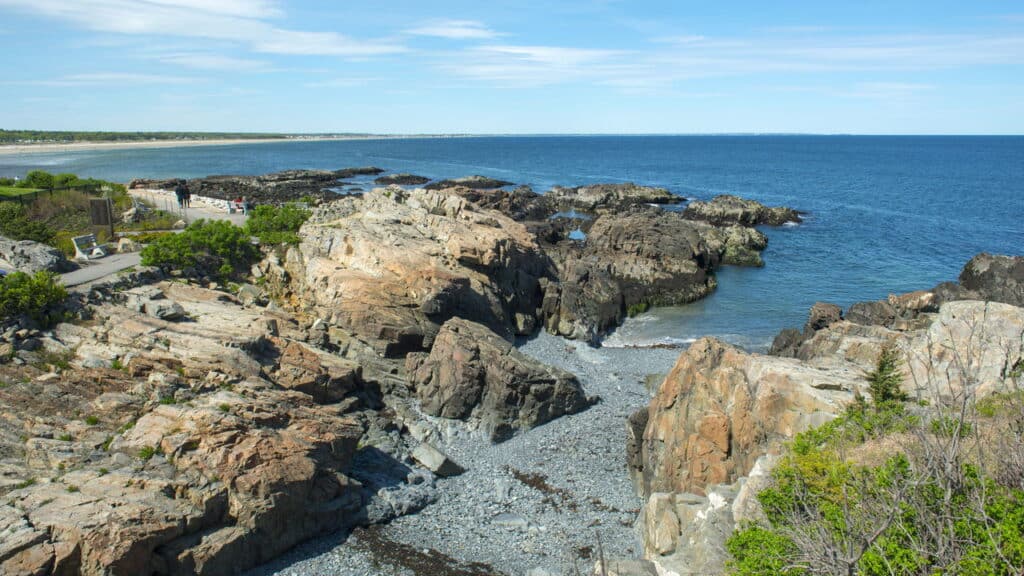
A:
[[3, 136, 1022, 351]]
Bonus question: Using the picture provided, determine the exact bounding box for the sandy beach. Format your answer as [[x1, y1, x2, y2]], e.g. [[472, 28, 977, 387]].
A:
[[0, 135, 463, 155]]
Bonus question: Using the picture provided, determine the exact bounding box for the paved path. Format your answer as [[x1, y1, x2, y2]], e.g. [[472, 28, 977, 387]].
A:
[[60, 190, 247, 287]]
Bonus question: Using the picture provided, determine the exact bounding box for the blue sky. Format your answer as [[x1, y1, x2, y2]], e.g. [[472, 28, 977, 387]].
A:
[[0, 1, 1022, 134]]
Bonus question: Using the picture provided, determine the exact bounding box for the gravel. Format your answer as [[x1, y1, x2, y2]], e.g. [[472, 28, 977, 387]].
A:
[[247, 332, 683, 576]]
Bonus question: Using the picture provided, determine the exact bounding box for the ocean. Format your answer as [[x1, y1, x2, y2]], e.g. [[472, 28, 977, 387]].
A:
[[2, 135, 1022, 351]]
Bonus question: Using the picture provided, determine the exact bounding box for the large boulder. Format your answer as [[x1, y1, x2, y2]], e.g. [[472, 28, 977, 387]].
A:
[[638, 338, 858, 497], [281, 188, 549, 356], [0, 235, 74, 273], [683, 194, 802, 227], [957, 253, 1024, 307], [406, 318, 590, 442], [540, 208, 722, 342]]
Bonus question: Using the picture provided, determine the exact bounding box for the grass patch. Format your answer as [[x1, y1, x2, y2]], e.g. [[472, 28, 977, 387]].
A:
[[0, 186, 40, 197]]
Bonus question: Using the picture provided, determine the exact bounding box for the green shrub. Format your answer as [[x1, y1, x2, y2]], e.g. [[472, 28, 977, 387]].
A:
[[865, 343, 908, 405], [0, 203, 55, 243], [21, 170, 54, 189], [0, 271, 68, 326], [727, 399, 1024, 575], [244, 204, 311, 245], [626, 301, 650, 317], [140, 219, 257, 278]]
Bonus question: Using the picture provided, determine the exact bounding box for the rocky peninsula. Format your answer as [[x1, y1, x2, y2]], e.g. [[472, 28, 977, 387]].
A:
[[3, 169, 1019, 576]]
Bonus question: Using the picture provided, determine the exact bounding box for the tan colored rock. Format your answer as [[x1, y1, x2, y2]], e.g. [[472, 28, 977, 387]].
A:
[[284, 188, 548, 356], [640, 337, 858, 497]]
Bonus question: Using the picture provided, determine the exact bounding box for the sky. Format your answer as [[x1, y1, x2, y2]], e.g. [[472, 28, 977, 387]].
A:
[[0, 1, 1022, 134]]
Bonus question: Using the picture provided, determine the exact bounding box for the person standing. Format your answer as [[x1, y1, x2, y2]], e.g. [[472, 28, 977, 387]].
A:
[[183, 184, 192, 208], [174, 181, 185, 209]]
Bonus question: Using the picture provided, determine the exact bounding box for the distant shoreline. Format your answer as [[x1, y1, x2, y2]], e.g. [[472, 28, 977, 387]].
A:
[[0, 134, 475, 156], [2, 133, 1017, 156]]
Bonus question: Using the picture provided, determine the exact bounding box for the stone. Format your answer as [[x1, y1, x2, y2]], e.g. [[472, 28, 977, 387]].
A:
[[116, 237, 138, 253], [639, 337, 858, 497], [236, 283, 266, 307], [424, 175, 514, 190], [805, 302, 843, 332], [260, 336, 361, 404], [407, 317, 590, 442], [281, 188, 548, 356], [410, 443, 465, 477], [0, 235, 75, 273], [374, 173, 430, 186], [143, 300, 186, 321], [958, 253, 1024, 307], [172, 220, 187, 230], [491, 512, 530, 531], [683, 194, 802, 226], [594, 559, 659, 576]]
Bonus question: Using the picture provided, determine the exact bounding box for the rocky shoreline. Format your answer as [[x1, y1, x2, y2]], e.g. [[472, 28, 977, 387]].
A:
[[4, 167, 1019, 576]]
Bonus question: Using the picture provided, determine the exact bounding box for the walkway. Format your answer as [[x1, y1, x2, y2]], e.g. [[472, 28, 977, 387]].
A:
[[59, 190, 247, 287]]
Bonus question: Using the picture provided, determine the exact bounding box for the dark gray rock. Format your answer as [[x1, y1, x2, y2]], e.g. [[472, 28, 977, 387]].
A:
[[373, 173, 430, 186], [407, 317, 590, 442], [958, 253, 1024, 307], [424, 175, 514, 190]]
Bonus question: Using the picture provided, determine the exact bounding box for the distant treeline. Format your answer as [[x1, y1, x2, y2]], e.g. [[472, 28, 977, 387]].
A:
[[0, 130, 298, 144]]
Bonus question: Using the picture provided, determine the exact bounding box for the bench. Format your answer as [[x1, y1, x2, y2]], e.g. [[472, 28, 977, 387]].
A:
[[72, 234, 109, 261]]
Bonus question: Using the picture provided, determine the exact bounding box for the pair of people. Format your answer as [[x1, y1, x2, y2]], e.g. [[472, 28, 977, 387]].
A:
[[174, 181, 191, 209]]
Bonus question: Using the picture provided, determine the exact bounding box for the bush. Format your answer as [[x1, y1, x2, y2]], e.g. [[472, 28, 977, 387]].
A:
[[865, 343, 908, 405], [244, 204, 310, 245], [727, 399, 1024, 576], [20, 170, 54, 189], [0, 203, 55, 243], [140, 219, 257, 278], [0, 271, 68, 326]]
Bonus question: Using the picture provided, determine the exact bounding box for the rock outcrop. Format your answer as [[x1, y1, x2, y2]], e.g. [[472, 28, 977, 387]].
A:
[[955, 252, 1024, 308], [0, 281, 385, 575], [278, 187, 548, 356], [544, 183, 684, 212], [540, 209, 739, 341], [0, 235, 75, 273], [424, 175, 514, 190], [683, 194, 802, 227], [635, 276, 1024, 575], [374, 173, 430, 186], [130, 168, 385, 204], [637, 338, 858, 497], [405, 318, 589, 442]]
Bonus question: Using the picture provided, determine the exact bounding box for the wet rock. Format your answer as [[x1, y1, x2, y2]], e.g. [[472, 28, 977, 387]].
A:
[[424, 175, 514, 190], [374, 173, 430, 186]]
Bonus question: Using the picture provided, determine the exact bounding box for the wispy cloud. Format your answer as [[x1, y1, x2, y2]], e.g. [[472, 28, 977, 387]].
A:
[[303, 77, 378, 88], [3, 72, 200, 86], [0, 0, 405, 56], [445, 31, 1024, 88], [156, 53, 270, 71], [406, 19, 500, 40], [446, 44, 631, 85]]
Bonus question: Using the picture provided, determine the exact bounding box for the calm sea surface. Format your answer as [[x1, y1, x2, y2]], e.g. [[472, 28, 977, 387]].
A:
[[3, 135, 1021, 351]]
